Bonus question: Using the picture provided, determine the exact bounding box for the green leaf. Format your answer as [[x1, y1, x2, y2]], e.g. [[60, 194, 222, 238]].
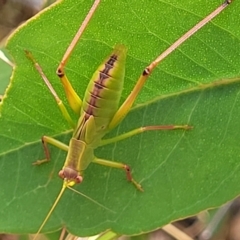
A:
[[1, 0, 240, 238], [0, 48, 12, 95]]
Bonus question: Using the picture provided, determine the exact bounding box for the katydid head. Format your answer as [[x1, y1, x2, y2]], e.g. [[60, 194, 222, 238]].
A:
[[58, 167, 83, 186]]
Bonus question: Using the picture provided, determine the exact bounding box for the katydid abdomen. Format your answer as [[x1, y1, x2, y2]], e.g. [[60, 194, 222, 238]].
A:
[[79, 44, 127, 135]]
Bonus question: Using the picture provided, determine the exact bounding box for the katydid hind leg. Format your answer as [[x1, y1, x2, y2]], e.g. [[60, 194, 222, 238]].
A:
[[108, 0, 232, 130], [56, 0, 100, 114], [100, 125, 192, 146], [93, 157, 143, 191], [32, 136, 69, 165]]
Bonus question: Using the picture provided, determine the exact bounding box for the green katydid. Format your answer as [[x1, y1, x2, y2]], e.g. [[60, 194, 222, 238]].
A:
[[25, 0, 233, 237]]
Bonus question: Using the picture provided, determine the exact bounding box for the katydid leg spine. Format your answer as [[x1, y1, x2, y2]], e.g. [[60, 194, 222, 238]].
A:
[[26, 0, 233, 237]]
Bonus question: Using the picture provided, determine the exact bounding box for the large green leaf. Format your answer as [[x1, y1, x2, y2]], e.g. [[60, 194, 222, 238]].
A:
[[0, 0, 240, 237]]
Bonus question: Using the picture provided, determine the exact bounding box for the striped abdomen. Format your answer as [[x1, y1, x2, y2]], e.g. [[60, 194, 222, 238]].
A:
[[83, 45, 127, 128], [73, 45, 127, 143]]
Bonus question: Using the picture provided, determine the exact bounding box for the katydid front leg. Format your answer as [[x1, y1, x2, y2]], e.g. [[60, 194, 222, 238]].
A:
[[33, 136, 69, 165], [93, 157, 143, 191], [98, 125, 191, 191]]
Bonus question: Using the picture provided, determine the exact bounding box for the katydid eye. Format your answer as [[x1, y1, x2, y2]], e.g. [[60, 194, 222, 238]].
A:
[[58, 170, 65, 179], [75, 175, 83, 184]]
